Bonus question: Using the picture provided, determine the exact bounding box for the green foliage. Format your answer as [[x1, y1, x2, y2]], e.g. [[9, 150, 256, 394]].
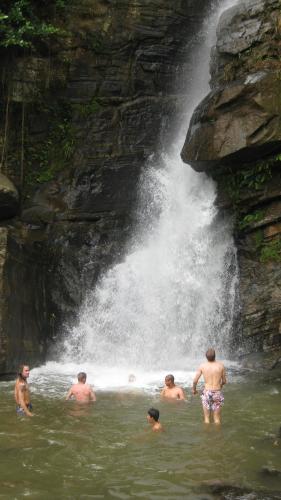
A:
[[85, 33, 105, 52], [238, 210, 265, 230], [254, 229, 263, 249], [237, 162, 272, 190], [0, 0, 67, 49], [274, 153, 281, 162], [25, 101, 76, 187], [72, 98, 101, 119], [54, 0, 68, 9], [77, 29, 108, 54], [260, 237, 281, 263], [223, 161, 272, 204]]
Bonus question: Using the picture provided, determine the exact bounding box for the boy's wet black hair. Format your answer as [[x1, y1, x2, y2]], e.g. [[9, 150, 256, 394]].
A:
[[148, 407, 160, 422]]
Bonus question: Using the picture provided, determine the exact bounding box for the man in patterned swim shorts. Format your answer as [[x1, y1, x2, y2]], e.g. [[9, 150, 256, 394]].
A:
[[192, 348, 226, 424]]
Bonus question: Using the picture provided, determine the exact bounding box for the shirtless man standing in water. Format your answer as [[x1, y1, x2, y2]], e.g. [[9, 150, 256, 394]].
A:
[[14, 365, 33, 417], [192, 348, 226, 424], [161, 374, 185, 400], [66, 372, 96, 402]]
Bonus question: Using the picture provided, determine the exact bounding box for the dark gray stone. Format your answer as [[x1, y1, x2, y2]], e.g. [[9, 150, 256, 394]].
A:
[[181, 72, 281, 171], [261, 465, 281, 476], [199, 479, 281, 499]]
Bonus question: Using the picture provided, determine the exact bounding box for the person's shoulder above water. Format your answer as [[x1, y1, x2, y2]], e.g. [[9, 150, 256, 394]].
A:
[[152, 421, 164, 432], [160, 374, 186, 400], [65, 372, 96, 402]]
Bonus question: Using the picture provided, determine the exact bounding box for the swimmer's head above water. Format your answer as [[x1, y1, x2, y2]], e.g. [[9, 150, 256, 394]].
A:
[[147, 407, 163, 432], [147, 408, 160, 422], [128, 374, 136, 383], [77, 372, 87, 383], [165, 374, 175, 387], [18, 365, 30, 380]]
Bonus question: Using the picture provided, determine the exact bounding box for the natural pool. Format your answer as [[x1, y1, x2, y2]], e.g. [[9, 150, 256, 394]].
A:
[[0, 365, 280, 499]]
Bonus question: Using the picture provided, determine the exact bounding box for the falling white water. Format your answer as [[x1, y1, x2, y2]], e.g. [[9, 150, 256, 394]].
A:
[[34, 0, 240, 392]]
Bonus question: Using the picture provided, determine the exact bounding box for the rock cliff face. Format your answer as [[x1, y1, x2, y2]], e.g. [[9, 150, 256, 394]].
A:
[[182, 0, 281, 357], [0, 0, 213, 374]]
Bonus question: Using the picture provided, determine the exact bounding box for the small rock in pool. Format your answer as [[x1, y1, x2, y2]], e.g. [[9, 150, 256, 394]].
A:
[[260, 465, 281, 476]]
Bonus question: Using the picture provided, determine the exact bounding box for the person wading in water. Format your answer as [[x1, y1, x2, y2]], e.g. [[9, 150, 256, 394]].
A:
[[65, 372, 96, 402], [161, 374, 186, 400], [14, 365, 33, 417], [192, 348, 226, 424]]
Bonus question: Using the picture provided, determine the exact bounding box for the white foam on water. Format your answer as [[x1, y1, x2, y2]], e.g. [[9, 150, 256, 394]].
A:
[[30, 359, 240, 397]]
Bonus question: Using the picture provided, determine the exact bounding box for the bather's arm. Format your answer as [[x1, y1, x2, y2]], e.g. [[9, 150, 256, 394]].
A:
[[192, 367, 202, 395], [65, 387, 74, 400], [221, 366, 227, 387]]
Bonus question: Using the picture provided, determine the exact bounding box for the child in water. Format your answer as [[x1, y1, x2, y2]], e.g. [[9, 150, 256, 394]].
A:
[[147, 408, 163, 432]]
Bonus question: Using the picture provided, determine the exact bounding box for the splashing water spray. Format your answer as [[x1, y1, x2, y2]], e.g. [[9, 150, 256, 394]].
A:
[[33, 0, 240, 392]]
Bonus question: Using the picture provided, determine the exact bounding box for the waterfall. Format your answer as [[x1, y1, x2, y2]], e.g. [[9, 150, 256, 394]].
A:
[[59, 0, 239, 379]]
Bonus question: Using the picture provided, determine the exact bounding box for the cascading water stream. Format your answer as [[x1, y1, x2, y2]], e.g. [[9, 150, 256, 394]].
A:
[[34, 0, 240, 390]]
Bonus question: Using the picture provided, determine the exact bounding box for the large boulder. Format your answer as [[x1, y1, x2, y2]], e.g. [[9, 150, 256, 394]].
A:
[[0, 173, 19, 219], [181, 71, 281, 171], [181, 0, 281, 171]]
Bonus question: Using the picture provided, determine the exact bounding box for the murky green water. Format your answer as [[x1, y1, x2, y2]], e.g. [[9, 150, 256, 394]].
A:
[[0, 370, 280, 499]]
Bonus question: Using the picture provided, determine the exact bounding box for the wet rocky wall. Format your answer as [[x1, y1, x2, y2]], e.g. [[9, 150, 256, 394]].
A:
[[0, 0, 214, 374], [182, 0, 281, 361]]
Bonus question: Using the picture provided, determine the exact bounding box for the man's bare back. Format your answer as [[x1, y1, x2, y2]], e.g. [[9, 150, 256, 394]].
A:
[[192, 349, 226, 424], [196, 360, 226, 391], [161, 374, 185, 400], [66, 372, 96, 403]]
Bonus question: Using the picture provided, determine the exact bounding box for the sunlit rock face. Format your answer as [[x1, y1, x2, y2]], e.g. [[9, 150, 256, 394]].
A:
[[181, 0, 281, 170], [182, 0, 281, 355], [0, 0, 212, 374], [181, 72, 281, 171]]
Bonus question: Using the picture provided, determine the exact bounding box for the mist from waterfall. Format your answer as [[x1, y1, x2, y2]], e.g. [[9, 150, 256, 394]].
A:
[[60, 0, 239, 374]]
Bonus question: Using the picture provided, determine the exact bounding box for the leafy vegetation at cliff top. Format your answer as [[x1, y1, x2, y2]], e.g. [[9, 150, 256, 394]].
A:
[[0, 0, 68, 49]]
